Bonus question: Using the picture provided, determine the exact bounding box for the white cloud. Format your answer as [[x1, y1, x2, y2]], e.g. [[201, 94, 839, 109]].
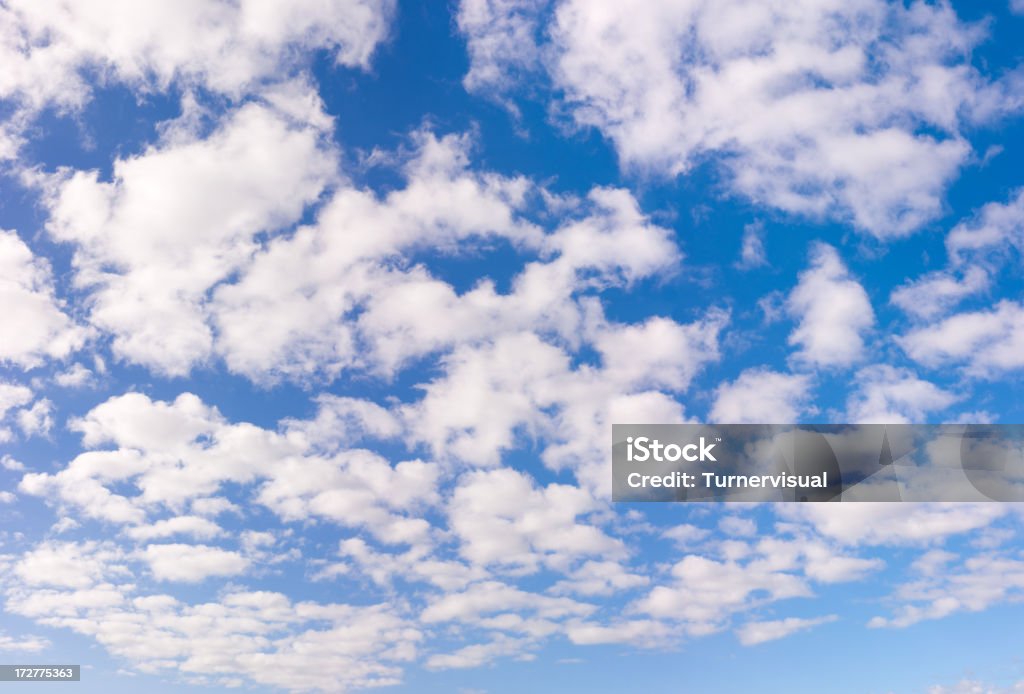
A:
[[0, 229, 88, 368], [947, 188, 1024, 264], [869, 553, 1024, 629], [549, 560, 649, 597], [1, 454, 25, 471], [736, 614, 838, 645], [44, 99, 336, 376], [845, 365, 958, 423], [16, 398, 54, 437], [736, 222, 768, 269], [0, 633, 49, 653], [621, 532, 875, 639], [912, 549, 958, 577], [899, 300, 1024, 376], [403, 334, 567, 467], [622, 532, 880, 642], [458, 0, 545, 95], [0, 0, 393, 112], [401, 304, 724, 492], [141, 543, 249, 582], [448, 467, 623, 573], [125, 516, 224, 542], [752, 535, 883, 585], [190, 497, 239, 518], [13, 541, 124, 590], [426, 634, 536, 670], [54, 362, 94, 388], [14, 0, 1022, 687], [565, 619, 674, 647], [929, 679, 1024, 694], [3, 554, 422, 693], [787, 243, 874, 367], [890, 266, 990, 320], [594, 313, 721, 392], [461, 0, 1009, 235], [336, 538, 487, 591], [38, 120, 705, 397], [421, 580, 594, 625], [718, 516, 757, 537], [213, 128, 685, 384], [0, 382, 32, 419], [710, 368, 812, 423], [210, 129, 542, 381], [283, 395, 402, 453], [633, 553, 811, 635], [780, 503, 1007, 546], [893, 188, 1022, 337], [255, 448, 440, 545], [49, 517, 79, 534], [546, 389, 694, 496], [660, 524, 711, 547], [418, 577, 603, 669], [19, 393, 271, 523], [20, 392, 439, 545]]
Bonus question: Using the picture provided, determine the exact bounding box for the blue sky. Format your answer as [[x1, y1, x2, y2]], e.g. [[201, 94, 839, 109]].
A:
[[1, 0, 1024, 692]]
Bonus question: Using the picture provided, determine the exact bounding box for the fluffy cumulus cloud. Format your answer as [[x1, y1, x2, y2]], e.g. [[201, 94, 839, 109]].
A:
[[5, 383, 917, 683], [0, 382, 56, 443], [736, 221, 768, 269], [631, 531, 880, 639], [402, 310, 725, 489], [141, 543, 250, 583], [448, 467, 623, 572], [19, 392, 441, 545], [457, 0, 1022, 235], [0, 36, 742, 680], [869, 551, 1024, 629], [458, 0, 546, 96], [0, 632, 50, 653], [0, 229, 88, 368], [890, 266, 991, 321], [2, 1, 1024, 691], [0, 0, 393, 110], [845, 365, 958, 423], [46, 117, 703, 383], [893, 188, 1024, 377], [946, 188, 1024, 265], [44, 97, 337, 375], [211, 129, 543, 381], [779, 503, 1009, 546], [213, 134, 694, 383], [0, 382, 33, 438], [787, 243, 875, 368], [710, 368, 812, 423], [0, 0, 394, 194], [736, 614, 838, 646], [899, 300, 1024, 376], [2, 541, 421, 691]]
